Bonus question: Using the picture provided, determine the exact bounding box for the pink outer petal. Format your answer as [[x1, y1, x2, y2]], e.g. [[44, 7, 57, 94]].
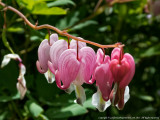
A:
[[111, 48, 121, 60], [36, 61, 46, 74], [119, 53, 135, 89], [58, 49, 80, 90], [37, 39, 50, 72], [109, 59, 130, 83], [70, 39, 86, 50], [79, 47, 96, 84], [48, 61, 56, 75], [88, 49, 110, 84], [95, 62, 113, 101], [50, 40, 68, 70], [96, 48, 110, 65], [50, 33, 58, 45], [87, 48, 104, 84], [96, 48, 104, 65]]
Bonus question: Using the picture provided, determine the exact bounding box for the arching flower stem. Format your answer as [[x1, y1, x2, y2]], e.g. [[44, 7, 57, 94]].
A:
[[0, 1, 124, 49]]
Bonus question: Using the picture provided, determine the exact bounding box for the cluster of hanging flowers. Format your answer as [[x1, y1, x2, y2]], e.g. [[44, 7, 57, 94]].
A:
[[36, 33, 135, 112]]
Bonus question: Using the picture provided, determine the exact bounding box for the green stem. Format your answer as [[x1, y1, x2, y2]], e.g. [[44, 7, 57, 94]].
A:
[[2, 28, 15, 54]]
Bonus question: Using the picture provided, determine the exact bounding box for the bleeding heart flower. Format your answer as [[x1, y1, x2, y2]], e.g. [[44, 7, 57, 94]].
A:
[[36, 34, 58, 83], [48, 38, 96, 104], [48, 38, 86, 74], [56, 47, 96, 104], [55, 46, 96, 88], [36, 33, 58, 73], [110, 48, 135, 89], [91, 49, 114, 112], [94, 49, 113, 101], [109, 47, 135, 110]]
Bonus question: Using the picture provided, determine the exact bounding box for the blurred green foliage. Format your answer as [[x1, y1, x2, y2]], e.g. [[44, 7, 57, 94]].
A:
[[0, 0, 160, 120]]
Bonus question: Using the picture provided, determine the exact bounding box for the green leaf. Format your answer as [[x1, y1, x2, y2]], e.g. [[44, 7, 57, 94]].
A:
[[16, 0, 52, 9], [56, 11, 80, 29], [46, 104, 88, 119], [16, 0, 66, 15], [137, 95, 154, 102], [26, 100, 44, 117], [71, 20, 98, 31], [0, 92, 20, 102], [16, 0, 35, 10], [0, 111, 8, 120], [32, 2, 67, 15], [141, 43, 160, 57], [7, 27, 24, 33], [83, 97, 96, 110], [47, 0, 75, 7]]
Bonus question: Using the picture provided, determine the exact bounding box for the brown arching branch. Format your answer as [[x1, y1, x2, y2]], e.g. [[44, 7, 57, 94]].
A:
[[0, 1, 124, 49]]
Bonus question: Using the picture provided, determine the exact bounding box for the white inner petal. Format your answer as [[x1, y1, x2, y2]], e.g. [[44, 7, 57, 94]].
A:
[[44, 69, 55, 83], [65, 84, 75, 94], [92, 88, 111, 112], [74, 85, 86, 105]]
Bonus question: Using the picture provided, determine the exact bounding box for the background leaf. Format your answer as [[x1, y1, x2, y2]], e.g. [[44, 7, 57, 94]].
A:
[[47, 0, 75, 7], [26, 100, 44, 117], [45, 104, 88, 119]]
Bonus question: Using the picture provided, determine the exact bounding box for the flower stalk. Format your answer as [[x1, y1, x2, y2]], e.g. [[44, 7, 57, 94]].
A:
[[0, 1, 124, 49]]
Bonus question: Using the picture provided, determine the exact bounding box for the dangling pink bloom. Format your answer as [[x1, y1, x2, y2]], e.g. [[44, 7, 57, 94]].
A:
[[36, 34, 58, 74], [55, 47, 96, 89], [48, 38, 96, 104], [94, 49, 113, 101], [36, 34, 58, 83], [48, 39, 68, 74], [110, 48, 135, 89], [92, 49, 113, 112], [48, 38, 86, 74], [109, 47, 135, 110]]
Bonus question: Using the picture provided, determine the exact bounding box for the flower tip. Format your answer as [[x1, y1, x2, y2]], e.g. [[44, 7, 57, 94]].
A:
[[44, 70, 55, 83], [65, 84, 75, 94], [16, 82, 27, 100], [76, 98, 83, 105], [36, 60, 46, 74], [117, 104, 124, 110]]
